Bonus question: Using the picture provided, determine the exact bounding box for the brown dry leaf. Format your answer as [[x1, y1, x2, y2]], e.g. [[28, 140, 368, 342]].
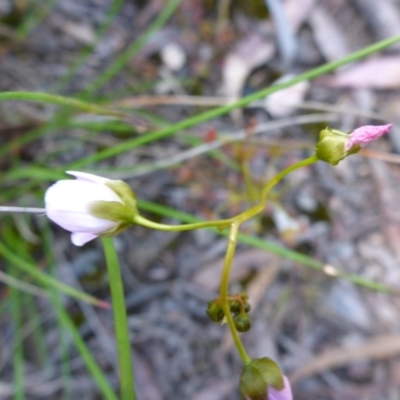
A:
[[246, 258, 280, 307], [192, 249, 276, 291], [309, 4, 351, 61], [61, 21, 96, 45], [352, 0, 400, 42], [133, 350, 163, 400], [290, 334, 400, 383], [321, 57, 400, 88], [264, 75, 310, 117], [284, 0, 316, 31], [361, 148, 400, 164], [220, 33, 274, 99], [369, 159, 400, 261]]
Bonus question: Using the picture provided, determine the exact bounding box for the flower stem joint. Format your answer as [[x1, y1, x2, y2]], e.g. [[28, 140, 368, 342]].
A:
[[315, 124, 392, 166], [45, 171, 138, 246]]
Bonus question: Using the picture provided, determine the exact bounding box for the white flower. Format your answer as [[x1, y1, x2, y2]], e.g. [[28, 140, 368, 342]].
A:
[[45, 171, 136, 246]]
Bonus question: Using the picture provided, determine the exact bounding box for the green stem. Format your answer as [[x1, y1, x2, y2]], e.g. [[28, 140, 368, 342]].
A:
[[134, 214, 231, 231], [0, 91, 124, 118], [220, 222, 251, 365], [102, 238, 136, 400], [261, 155, 318, 202], [235, 155, 319, 223]]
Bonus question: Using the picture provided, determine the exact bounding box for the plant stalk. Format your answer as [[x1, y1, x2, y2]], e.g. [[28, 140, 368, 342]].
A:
[[102, 238, 136, 400]]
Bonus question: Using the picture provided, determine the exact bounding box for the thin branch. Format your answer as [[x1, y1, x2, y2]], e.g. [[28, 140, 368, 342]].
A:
[[0, 206, 46, 214]]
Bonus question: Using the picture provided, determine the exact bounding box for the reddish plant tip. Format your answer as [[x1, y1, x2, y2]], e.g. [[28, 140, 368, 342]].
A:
[[346, 124, 392, 151], [97, 300, 112, 309]]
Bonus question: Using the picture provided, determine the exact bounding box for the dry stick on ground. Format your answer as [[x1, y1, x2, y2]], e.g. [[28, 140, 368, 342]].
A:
[[290, 334, 400, 383], [114, 95, 386, 120]]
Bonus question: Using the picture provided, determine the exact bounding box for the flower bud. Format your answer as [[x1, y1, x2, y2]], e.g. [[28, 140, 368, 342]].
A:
[[345, 124, 392, 151], [45, 171, 137, 246], [233, 314, 251, 332], [240, 358, 292, 400], [230, 300, 241, 314], [315, 124, 392, 166], [206, 300, 225, 323], [244, 303, 251, 313]]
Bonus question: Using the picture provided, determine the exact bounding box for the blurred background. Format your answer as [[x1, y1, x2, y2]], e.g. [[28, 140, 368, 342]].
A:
[[1, 0, 400, 399]]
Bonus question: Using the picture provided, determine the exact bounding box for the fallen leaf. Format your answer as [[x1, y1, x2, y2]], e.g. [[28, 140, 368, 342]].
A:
[[264, 74, 310, 117], [320, 57, 400, 88], [220, 33, 274, 99]]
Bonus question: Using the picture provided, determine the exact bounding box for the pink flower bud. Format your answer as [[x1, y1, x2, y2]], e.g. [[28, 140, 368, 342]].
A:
[[45, 171, 136, 246], [316, 124, 392, 165], [268, 376, 293, 400], [345, 124, 392, 151]]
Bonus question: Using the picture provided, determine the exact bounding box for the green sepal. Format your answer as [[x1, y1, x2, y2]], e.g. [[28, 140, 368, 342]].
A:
[[106, 180, 138, 214], [315, 127, 364, 166], [239, 358, 284, 400], [88, 180, 138, 232], [315, 127, 348, 166], [89, 200, 135, 224], [98, 220, 132, 238], [206, 300, 225, 323]]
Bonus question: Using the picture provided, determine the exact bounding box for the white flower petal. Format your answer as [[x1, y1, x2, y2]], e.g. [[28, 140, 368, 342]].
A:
[[66, 170, 110, 185], [45, 180, 120, 234], [71, 232, 98, 246], [45, 180, 122, 214], [44, 171, 129, 246], [46, 208, 116, 233]]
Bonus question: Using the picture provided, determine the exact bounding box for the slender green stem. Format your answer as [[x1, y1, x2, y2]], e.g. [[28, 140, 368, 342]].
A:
[[10, 266, 25, 400], [235, 155, 319, 223], [220, 222, 251, 365], [261, 155, 318, 202], [102, 238, 136, 400], [134, 214, 231, 231], [40, 221, 117, 400], [53, 296, 119, 400], [0, 91, 124, 118]]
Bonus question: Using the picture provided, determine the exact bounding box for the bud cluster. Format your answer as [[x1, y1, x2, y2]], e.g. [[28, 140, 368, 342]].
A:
[[206, 292, 252, 332]]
